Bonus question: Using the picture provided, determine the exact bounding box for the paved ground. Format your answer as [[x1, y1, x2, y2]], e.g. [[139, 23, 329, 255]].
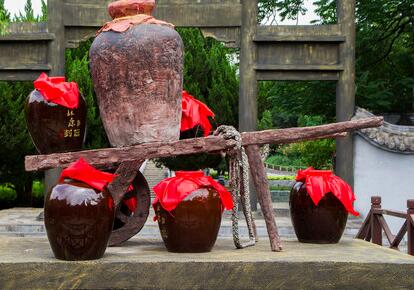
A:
[[0, 207, 362, 240]]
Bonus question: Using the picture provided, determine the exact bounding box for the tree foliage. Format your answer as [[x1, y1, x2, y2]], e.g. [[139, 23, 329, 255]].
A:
[[0, 81, 39, 205], [0, 0, 10, 34]]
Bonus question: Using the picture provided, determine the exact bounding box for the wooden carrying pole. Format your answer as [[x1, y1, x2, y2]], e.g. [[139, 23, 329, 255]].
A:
[[25, 117, 382, 171]]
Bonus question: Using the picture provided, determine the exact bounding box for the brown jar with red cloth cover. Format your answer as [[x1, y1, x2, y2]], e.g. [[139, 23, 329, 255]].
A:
[[25, 73, 86, 154], [153, 171, 234, 253], [89, 0, 184, 148], [290, 167, 359, 244], [158, 91, 222, 171], [45, 158, 117, 261]]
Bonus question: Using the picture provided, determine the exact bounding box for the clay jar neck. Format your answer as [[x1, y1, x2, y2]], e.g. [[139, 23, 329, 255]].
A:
[[108, 0, 156, 19]]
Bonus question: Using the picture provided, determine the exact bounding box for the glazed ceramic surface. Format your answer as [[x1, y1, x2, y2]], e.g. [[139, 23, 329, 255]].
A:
[[44, 180, 115, 260], [25, 90, 87, 154], [155, 187, 222, 253], [290, 181, 348, 244]]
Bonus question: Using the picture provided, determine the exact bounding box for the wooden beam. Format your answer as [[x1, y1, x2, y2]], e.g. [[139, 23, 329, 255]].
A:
[[63, 1, 242, 28], [255, 64, 344, 71], [239, 0, 258, 210], [257, 71, 340, 81], [335, 0, 356, 187], [254, 25, 345, 42], [25, 117, 383, 172]]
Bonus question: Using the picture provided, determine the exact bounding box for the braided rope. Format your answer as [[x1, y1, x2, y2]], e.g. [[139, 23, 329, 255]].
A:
[[215, 126, 256, 249]]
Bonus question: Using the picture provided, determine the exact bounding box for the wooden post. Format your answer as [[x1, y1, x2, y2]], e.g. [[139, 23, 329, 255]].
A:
[[245, 145, 282, 251], [371, 196, 382, 246], [239, 0, 258, 210], [407, 200, 414, 255], [43, 0, 67, 196], [335, 0, 356, 188]]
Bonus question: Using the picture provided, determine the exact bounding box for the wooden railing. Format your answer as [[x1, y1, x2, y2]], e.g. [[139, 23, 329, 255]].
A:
[[264, 163, 306, 173], [356, 196, 414, 256]]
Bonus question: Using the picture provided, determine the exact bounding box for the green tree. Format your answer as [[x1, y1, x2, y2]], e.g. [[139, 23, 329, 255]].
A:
[[0, 0, 10, 34], [65, 40, 110, 150], [178, 28, 239, 128], [15, 0, 37, 22], [40, 0, 47, 21], [0, 82, 38, 205]]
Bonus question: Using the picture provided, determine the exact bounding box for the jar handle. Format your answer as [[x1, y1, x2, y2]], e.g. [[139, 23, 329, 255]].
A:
[[108, 0, 156, 19]]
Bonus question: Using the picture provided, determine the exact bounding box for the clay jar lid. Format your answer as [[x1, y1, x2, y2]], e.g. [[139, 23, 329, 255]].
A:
[[108, 0, 155, 19]]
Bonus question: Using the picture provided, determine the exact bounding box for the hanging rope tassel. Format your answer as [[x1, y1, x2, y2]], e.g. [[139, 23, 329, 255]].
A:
[[215, 126, 256, 249]]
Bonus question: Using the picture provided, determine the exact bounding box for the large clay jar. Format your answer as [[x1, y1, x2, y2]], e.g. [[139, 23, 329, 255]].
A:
[[25, 90, 87, 154], [89, 0, 184, 147], [155, 187, 222, 253], [44, 179, 115, 260], [290, 181, 348, 244]]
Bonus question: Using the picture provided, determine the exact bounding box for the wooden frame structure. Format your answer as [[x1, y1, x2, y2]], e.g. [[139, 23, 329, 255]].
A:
[[25, 117, 383, 251], [356, 196, 414, 256], [0, 0, 356, 204]]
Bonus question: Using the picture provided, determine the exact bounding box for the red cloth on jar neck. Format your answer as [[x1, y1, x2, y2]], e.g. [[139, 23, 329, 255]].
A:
[[296, 167, 359, 216], [181, 91, 215, 137], [60, 158, 137, 212], [153, 171, 234, 214], [33, 73, 80, 109]]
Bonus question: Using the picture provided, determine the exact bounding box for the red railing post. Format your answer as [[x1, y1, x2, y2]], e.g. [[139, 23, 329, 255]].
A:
[[407, 200, 414, 255], [371, 196, 382, 245]]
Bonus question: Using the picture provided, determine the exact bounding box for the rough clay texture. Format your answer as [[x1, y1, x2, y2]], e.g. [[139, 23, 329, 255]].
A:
[[90, 24, 184, 147]]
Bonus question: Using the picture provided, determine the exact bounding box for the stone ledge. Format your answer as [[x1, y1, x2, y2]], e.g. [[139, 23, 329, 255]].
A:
[[0, 237, 413, 289]]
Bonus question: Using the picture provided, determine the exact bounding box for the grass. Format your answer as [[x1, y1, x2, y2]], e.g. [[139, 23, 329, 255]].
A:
[[266, 154, 304, 168], [268, 175, 296, 181], [269, 185, 292, 191]]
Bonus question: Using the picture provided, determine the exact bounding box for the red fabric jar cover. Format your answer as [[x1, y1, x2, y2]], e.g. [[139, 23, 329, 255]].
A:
[[153, 171, 234, 215], [33, 73, 80, 109], [181, 91, 215, 137], [60, 158, 136, 212], [296, 167, 359, 216]]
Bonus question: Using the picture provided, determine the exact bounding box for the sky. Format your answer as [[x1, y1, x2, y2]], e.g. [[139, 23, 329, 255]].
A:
[[5, 0, 320, 25], [5, 0, 42, 17]]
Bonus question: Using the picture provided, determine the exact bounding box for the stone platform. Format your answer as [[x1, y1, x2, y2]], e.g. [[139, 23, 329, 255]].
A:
[[0, 236, 413, 289], [0, 208, 363, 239]]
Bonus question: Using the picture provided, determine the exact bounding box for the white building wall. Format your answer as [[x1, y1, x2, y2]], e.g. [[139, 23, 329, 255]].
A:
[[354, 135, 414, 232]]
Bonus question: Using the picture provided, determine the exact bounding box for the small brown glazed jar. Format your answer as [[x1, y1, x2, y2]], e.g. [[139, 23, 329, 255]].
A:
[[25, 89, 87, 154], [44, 179, 115, 260], [290, 181, 348, 244], [155, 187, 222, 253]]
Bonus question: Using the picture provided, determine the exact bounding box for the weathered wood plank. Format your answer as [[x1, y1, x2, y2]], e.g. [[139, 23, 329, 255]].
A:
[[336, 0, 356, 187], [256, 42, 340, 67], [255, 64, 344, 71], [0, 71, 50, 81], [25, 117, 383, 172], [239, 0, 258, 210], [0, 43, 49, 64], [255, 25, 345, 42], [0, 33, 55, 41], [256, 71, 340, 81], [64, 1, 242, 28], [4, 22, 48, 34]]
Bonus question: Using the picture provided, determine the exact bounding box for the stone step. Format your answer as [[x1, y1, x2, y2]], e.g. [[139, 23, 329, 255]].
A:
[[270, 190, 290, 202], [0, 213, 363, 240]]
